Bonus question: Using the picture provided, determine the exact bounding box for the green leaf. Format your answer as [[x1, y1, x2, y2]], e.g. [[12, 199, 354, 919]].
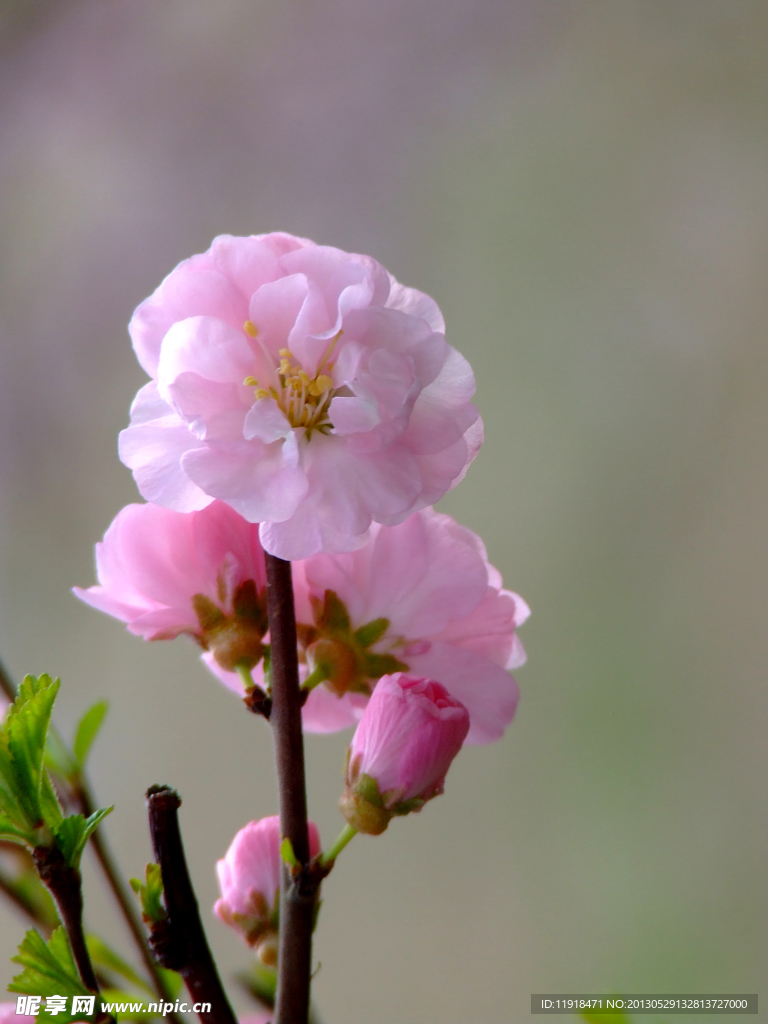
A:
[[129, 863, 165, 924], [237, 959, 276, 1008], [9, 927, 89, 998], [73, 702, 109, 769], [581, 1011, 633, 1024], [0, 813, 36, 845], [157, 968, 183, 1000], [99, 990, 154, 1021], [280, 837, 298, 868], [353, 617, 390, 649], [2, 675, 61, 831], [86, 935, 154, 997], [54, 807, 113, 869]]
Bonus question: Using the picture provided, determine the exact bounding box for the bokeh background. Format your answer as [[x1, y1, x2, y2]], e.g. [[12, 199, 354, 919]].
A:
[[1, 2, 766, 1022]]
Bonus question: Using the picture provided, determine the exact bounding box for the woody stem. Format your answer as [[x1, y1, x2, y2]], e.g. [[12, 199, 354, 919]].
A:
[[264, 553, 318, 1024]]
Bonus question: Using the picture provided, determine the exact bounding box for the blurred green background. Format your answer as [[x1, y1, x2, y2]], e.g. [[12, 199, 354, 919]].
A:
[[0, 1, 766, 1022]]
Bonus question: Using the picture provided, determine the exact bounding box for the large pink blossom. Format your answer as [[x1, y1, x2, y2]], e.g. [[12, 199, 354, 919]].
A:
[[214, 815, 321, 962], [209, 507, 528, 743], [118, 233, 482, 560], [73, 501, 268, 672], [340, 673, 469, 834]]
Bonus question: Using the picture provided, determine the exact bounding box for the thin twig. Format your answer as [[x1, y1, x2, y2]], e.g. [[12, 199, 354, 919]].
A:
[[76, 782, 185, 1020], [32, 845, 102, 993], [0, 867, 54, 931], [0, 655, 16, 703], [146, 785, 238, 1024], [265, 553, 321, 1024]]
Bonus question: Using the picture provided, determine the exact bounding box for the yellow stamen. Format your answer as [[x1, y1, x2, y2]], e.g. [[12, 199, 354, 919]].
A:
[[244, 375, 260, 387], [254, 388, 271, 400], [243, 321, 258, 337], [279, 348, 292, 357]]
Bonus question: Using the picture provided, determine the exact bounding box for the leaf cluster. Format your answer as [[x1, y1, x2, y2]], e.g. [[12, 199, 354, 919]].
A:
[[0, 676, 111, 867]]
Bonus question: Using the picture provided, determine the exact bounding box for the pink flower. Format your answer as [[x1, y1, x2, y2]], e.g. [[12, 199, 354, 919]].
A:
[[240, 1016, 272, 1024], [209, 507, 526, 743], [340, 673, 469, 834], [0, 1003, 36, 1024], [73, 501, 268, 672], [119, 233, 482, 560], [214, 815, 321, 962]]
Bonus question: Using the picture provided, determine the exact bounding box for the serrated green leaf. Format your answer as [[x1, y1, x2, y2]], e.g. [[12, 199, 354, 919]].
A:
[[353, 617, 390, 648], [4, 675, 61, 830], [73, 702, 109, 769], [86, 935, 154, 997], [54, 807, 113, 869], [129, 863, 165, 924], [44, 727, 79, 783], [9, 927, 89, 998], [0, 813, 36, 845]]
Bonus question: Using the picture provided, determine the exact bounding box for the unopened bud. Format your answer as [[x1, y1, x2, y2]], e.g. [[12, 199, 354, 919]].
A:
[[340, 673, 469, 835], [214, 816, 321, 949]]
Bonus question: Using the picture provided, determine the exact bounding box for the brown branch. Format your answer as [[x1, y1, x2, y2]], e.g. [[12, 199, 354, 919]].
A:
[[146, 786, 238, 1024], [76, 782, 185, 1020], [264, 553, 321, 1024], [33, 844, 100, 992], [0, 654, 16, 703]]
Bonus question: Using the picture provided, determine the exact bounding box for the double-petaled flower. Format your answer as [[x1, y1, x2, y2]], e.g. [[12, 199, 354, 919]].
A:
[[119, 233, 482, 560]]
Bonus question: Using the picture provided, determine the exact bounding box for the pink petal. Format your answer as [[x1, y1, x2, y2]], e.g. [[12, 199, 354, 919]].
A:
[[182, 435, 307, 523]]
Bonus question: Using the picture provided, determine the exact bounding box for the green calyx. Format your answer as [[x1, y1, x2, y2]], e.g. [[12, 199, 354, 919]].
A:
[[193, 579, 269, 672], [301, 590, 407, 697]]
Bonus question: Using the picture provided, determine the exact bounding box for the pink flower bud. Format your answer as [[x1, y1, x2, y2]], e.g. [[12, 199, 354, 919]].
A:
[[341, 673, 469, 835], [214, 816, 321, 961]]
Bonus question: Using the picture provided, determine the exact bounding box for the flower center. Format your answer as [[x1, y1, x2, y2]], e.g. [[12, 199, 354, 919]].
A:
[[243, 321, 341, 433]]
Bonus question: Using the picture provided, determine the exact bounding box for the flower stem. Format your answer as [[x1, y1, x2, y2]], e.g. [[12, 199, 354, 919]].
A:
[[264, 553, 318, 1024], [146, 786, 237, 1024], [319, 824, 357, 867], [300, 664, 327, 693], [235, 662, 254, 692]]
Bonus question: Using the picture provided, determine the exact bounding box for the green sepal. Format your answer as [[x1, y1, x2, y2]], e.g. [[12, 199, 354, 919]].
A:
[[191, 594, 227, 632], [53, 807, 113, 869], [9, 927, 90, 999], [72, 701, 109, 770], [130, 863, 165, 924], [361, 651, 408, 678], [355, 773, 385, 807], [233, 579, 269, 635], [353, 617, 390, 648], [86, 935, 154, 996], [313, 590, 351, 634]]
